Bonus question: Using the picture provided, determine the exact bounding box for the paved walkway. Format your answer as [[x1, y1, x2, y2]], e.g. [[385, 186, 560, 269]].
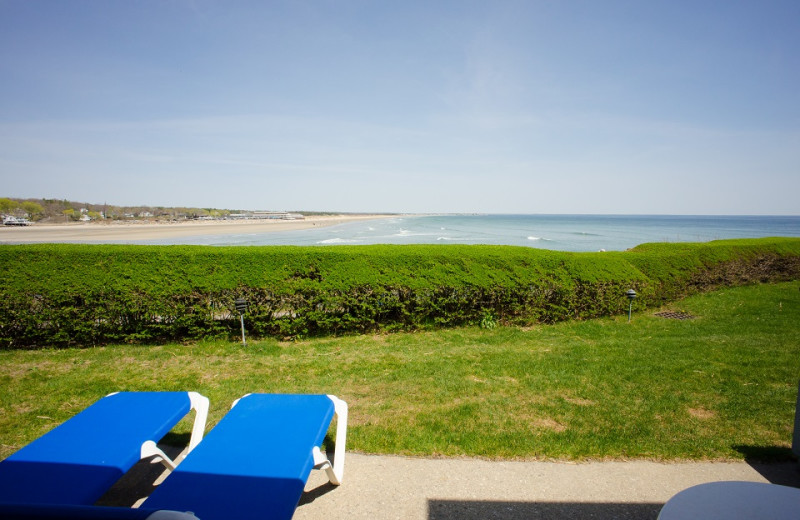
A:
[[103, 452, 800, 520], [294, 454, 800, 520]]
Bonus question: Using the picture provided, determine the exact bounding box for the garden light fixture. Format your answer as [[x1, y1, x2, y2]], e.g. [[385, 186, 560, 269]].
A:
[[235, 298, 248, 345], [626, 289, 637, 322]]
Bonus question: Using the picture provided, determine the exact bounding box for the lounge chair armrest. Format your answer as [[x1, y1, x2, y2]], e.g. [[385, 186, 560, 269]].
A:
[[141, 440, 178, 471], [312, 446, 331, 469]]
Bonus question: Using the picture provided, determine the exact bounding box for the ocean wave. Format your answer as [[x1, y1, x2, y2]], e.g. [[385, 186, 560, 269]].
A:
[[317, 238, 362, 244], [393, 229, 438, 238], [528, 236, 553, 242]]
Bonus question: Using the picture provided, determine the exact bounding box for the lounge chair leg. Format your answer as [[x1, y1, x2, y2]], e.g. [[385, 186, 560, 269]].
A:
[[324, 395, 348, 485], [187, 392, 210, 452]]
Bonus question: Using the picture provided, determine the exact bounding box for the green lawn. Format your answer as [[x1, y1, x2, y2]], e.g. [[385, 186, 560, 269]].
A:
[[2, 281, 798, 461]]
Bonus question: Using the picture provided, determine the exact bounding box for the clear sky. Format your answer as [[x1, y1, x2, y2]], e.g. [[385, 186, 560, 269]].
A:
[[1, 1, 798, 215]]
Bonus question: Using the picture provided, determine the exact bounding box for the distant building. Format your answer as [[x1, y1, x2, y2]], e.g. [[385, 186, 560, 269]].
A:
[[3, 216, 31, 226], [228, 212, 305, 220], [252, 211, 305, 220]]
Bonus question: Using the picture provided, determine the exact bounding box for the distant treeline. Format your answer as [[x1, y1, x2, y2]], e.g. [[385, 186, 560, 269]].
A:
[[1, 238, 799, 348], [0, 197, 252, 222], [0, 197, 363, 223], [1, 196, 387, 222]]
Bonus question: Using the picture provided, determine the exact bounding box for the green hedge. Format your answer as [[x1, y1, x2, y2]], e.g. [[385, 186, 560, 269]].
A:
[[1, 238, 798, 348]]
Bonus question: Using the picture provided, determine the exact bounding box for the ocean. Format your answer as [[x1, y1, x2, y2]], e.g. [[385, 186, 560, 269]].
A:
[[148, 214, 800, 252]]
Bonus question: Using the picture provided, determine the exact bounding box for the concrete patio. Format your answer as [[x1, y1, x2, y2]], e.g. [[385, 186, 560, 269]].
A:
[[101, 449, 800, 520]]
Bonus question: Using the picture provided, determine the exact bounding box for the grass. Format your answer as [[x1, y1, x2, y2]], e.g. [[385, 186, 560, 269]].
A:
[[2, 281, 799, 461]]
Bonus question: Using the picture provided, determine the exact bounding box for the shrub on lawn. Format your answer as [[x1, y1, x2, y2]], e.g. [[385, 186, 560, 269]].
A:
[[1, 238, 798, 347]]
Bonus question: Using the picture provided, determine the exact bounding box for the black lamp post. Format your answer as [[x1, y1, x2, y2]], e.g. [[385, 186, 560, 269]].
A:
[[235, 298, 248, 345], [626, 289, 637, 322]]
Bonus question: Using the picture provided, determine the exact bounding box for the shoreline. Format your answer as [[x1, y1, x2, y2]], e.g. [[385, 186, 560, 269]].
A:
[[0, 214, 397, 243]]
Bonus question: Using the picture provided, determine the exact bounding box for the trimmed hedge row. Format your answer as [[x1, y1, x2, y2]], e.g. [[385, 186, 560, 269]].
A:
[[1, 238, 799, 348]]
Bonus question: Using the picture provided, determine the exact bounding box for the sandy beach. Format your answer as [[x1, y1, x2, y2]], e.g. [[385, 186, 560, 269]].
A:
[[0, 215, 395, 244]]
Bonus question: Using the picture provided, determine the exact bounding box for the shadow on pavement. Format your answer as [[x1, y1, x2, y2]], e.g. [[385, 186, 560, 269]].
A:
[[299, 482, 338, 505], [95, 444, 185, 507], [428, 500, 662, 520], [732, 445, 800, 487]]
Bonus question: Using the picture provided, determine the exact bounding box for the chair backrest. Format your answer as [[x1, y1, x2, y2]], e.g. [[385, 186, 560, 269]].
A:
[[0, 392, 194, 505], [142, 394, 336, 520]]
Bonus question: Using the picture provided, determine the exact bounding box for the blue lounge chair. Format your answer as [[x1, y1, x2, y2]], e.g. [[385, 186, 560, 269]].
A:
[[0, 503, 197, 520], [0, 392, 209, 507], [142, 393, 348, 520]]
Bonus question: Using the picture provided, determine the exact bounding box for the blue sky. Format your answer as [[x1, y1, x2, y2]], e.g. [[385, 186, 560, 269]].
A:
[[1, 1, 798, 214]]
